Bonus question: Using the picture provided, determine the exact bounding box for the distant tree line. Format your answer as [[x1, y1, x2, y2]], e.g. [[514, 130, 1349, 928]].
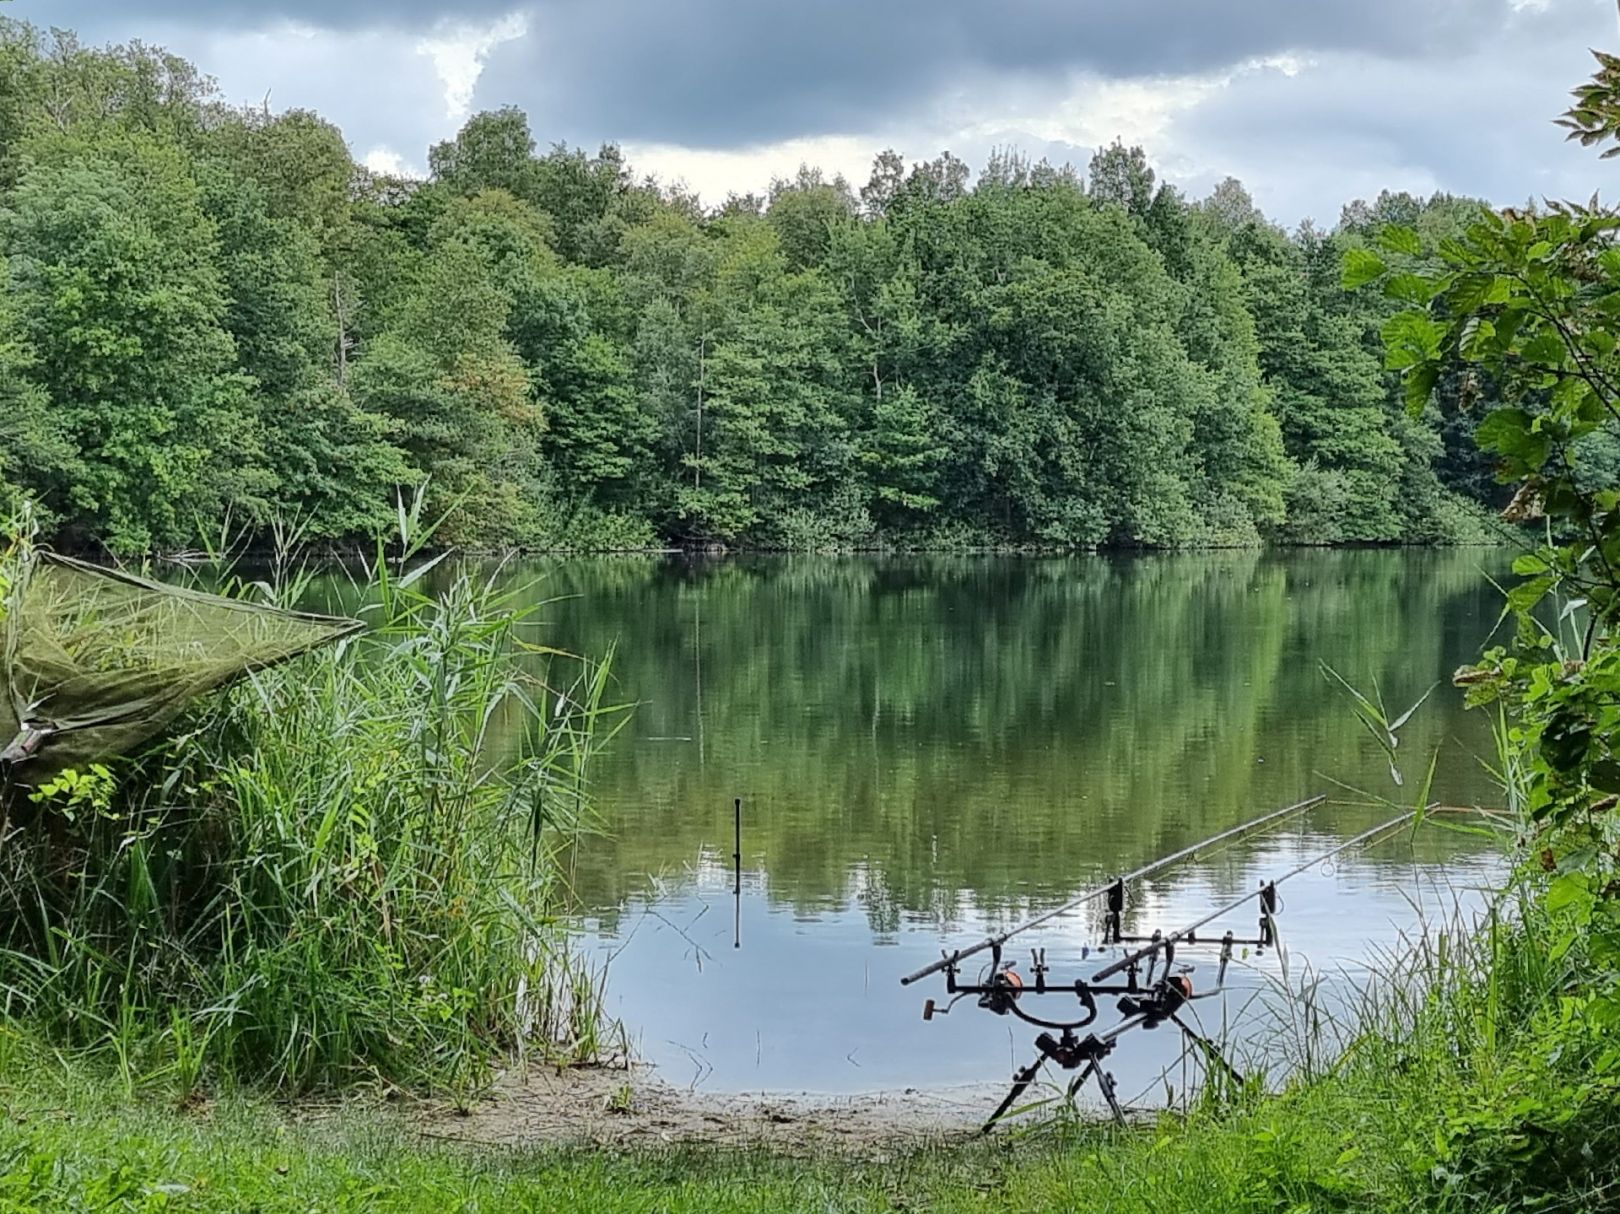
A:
[[0, 22, 1525, 554]]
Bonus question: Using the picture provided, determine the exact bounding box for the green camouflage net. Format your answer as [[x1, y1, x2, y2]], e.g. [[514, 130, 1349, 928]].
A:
[[0, 552, 363, 785]]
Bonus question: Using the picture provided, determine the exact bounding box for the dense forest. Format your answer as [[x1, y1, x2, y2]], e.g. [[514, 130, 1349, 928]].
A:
[[0, 21, 1515, 555]]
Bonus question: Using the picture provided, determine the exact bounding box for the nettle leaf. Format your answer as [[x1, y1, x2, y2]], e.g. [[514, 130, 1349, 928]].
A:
[[1379, 225, 1424, 257], [1543, 479, 1585, 518], [1403, 363, 1441, 414], [1523, 328, 1571, 367], [1342, 247, 1388, 290], [1508, 573, 1556, 615], [1382, 312, 1445, 370], [1494, 307, 1529, 344], [1447, 273, 1512, 312], [1437, 236, 1476, 266], [1574, 388, 1612, 427], [1547, 872, 1594, 916]]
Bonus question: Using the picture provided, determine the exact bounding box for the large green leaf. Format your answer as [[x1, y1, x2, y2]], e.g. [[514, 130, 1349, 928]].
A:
[[1382, 312, 1445, 370], [1342, 247, 1388, 290], [1403, 363, 1440, 414], [1459, 317, 1497, 362], [1475, 407, 1549, 468], [1384, 273, 1440, 306], [1378, 225, 1424, 257]]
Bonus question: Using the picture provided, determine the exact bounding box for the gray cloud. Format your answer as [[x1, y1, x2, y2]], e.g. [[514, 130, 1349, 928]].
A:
[[13, 0, 1549, 149], [475, 0, 1505, 148], [1172, 1, 1613, 224], [6, 0, 517, 32], [6, 0, 1617, 224]]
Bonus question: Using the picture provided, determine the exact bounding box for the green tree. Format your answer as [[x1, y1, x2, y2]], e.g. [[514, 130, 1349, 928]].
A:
[[351, 237, 540, 545], [429, 107, 538, 200], [1088, 141, 1157, 217], [860, 384, 947, 524], [0, 260, 73, 513], [3, 132, 258, 551], [767, 167, 856, 272]]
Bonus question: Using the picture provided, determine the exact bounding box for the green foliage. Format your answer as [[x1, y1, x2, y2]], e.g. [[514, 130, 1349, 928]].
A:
[[1559, 49, 1620, 159], [0, 525, 623, 1097], [2, 129, 257, 552], [1355, 48, 1620, 1213], [0, 16, 1514, 554], [1366, 196, 1620, 853], [25, 763, 116, 822]]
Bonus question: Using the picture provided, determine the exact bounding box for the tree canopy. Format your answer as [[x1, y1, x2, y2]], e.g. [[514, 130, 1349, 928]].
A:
[[0, 19, 1505, 554]]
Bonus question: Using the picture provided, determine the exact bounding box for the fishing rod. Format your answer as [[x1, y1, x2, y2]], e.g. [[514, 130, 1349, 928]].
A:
[[899, 794, 1325, 987], [908, 800, 1425, 1131], [1089, 809, 1418, 982]]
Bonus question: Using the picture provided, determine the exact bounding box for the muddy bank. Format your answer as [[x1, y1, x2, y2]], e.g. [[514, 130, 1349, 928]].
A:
[[418, 1064, 1023, 1151]]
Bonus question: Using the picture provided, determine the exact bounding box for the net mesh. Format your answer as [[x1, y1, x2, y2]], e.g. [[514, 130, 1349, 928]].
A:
[[1, 553, 362, 784]]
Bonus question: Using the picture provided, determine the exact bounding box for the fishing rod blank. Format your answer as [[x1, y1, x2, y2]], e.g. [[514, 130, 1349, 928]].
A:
[[1089, 809, 1418, 983], [900, 794, 1325, 986]]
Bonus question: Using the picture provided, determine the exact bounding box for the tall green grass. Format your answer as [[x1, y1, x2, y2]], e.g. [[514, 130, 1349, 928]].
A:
[[0, 508, 627, 1100], [0, 883, 1613, 1213]]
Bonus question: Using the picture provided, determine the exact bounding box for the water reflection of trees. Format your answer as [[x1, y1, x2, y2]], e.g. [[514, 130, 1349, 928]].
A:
[[343, 553, 1508, 932]]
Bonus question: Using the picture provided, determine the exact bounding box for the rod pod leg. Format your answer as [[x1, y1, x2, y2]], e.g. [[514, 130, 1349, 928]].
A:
[[1062, 1060, 1127, 1126], [981, 1053, 1047, 1134], [1094, 1064, 1126, 1125], [1169, 1012, 1246, 1087]]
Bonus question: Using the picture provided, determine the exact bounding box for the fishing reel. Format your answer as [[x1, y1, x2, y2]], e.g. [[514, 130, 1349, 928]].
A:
[[977, 963, 1024, 1014], [919, 962, 1023, 1021], [923, 947, 1100, 1027], [923, 947, 1029, 1020], [1116, 975, 1192, 1028]]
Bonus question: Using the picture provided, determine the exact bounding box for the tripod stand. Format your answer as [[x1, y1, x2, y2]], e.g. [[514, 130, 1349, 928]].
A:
[[982, 1017, 1141, 1132], [982, 998, 1247, 1133]]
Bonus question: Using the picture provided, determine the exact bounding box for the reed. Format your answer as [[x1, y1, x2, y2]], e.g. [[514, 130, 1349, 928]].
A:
[[0, 502, 627, 1100]]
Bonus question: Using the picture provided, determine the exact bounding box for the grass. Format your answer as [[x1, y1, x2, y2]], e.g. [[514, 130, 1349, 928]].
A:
[[0, 505, 628, 1102], [0, 884, 1615, 1212], [1, 504, 1615, 1209]]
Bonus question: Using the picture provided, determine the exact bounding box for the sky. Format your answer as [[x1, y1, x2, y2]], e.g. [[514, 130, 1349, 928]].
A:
[[7, 0, 1619, 225]]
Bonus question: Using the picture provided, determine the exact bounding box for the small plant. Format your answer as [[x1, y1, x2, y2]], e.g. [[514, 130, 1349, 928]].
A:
[[25, 765, 117, 823]]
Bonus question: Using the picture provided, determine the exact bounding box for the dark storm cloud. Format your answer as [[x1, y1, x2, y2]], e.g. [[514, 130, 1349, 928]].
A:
[[16, 0, 1517, 148], [478, 0, 1498, 147]]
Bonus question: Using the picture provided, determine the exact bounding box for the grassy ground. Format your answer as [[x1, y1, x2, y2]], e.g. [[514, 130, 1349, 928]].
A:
[[2, 901, 1617, 1214], [0, 1054, 1587, 1213]]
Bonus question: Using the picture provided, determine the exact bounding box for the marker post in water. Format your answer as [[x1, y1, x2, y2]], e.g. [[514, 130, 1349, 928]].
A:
[[733, 797, 742, 950]]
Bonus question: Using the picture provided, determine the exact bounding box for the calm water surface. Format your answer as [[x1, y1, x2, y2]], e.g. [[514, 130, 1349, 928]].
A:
[[493, 550, 1510, 1100]]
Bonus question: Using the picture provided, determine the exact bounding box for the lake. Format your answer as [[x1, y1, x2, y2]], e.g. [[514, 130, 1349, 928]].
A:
[[404, 550, 1512, 1103]]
